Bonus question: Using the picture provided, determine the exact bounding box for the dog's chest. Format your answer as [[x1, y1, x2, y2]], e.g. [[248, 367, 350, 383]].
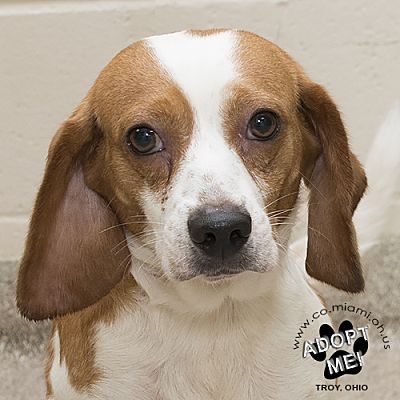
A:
[[88, 301, 319, 400]]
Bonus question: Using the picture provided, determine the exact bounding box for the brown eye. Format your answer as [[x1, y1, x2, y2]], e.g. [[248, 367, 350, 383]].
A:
[[127, 126, 164, 155], [247, 111, 279, 140]]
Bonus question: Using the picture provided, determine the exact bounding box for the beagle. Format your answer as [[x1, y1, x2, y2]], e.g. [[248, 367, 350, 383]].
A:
[[17, 29, 366, 399]]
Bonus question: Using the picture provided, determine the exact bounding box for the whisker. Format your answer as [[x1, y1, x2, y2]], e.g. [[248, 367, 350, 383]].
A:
[[104, 194, 117, 210], [263, 191, 299, 210], [270, 222, 296, 227], [269, 216, 298, 224], [295, 169, 328, 202], [126, 238, 161, 254], [100, 220, 165, 234], [127, 219, 165, 225], [100, 221, 135, 234], [267, 207, 296, 218], [112, 237, 130, 253], [136, 253, 159, 275], [110, 229, 159, 253], [115, 236, 155, 256], [274, 232, 304, 265], [118, 252, 133, 272], [308, 226, 335, 248]]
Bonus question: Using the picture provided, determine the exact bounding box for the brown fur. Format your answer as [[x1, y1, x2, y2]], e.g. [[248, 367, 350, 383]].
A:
[[299, 82, 367, 292], [16, 103, 132, 320]]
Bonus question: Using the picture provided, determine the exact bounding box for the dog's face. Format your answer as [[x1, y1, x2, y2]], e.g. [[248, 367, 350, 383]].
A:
[[17, 30, 367, 320], [121, 31, 305, 281]]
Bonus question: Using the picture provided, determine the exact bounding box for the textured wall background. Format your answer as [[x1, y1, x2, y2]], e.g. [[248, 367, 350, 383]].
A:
[[1, 0, 400, 260]]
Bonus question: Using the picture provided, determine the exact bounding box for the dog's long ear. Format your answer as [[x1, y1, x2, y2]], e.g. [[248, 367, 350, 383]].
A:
[[300, 81, 367, 292], [17, 101, 130, 321]]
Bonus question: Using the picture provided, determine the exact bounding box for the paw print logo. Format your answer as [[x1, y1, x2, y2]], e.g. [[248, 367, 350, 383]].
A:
[[309, 320, 368, 379]]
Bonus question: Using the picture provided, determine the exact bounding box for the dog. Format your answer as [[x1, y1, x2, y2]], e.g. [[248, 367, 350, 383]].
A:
[[17, 29, 367, 399]]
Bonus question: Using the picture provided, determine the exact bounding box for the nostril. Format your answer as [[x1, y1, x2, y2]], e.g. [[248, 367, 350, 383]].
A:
[[230, 230, 241, 239], [203, 232, 216, 247], [230, 229, 249, 248]]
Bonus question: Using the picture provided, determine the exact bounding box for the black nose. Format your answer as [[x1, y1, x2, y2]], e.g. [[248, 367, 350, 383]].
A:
[[187, 206, 252, 259]]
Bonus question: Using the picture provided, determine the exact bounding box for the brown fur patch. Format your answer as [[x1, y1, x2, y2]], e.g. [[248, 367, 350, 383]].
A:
[[45, 276, 137, 394], [45, 325, 56, 397], [17, 111, 132, 320], [300, 82, 367, 292]]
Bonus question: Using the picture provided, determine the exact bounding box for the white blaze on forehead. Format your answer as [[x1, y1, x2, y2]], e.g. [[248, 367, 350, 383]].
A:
[[147, 30, 237, 133], [146, 31, 243, 192]]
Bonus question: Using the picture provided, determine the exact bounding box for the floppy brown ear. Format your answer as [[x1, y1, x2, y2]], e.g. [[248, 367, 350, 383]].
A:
[[300, 82, 367, 292], [17, 102, 130, 320]]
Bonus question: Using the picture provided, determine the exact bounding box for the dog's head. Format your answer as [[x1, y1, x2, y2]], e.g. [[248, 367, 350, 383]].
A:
[[17, 30, 366, 320]]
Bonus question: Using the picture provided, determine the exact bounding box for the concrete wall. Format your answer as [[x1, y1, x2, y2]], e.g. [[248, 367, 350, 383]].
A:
[[1, 0, 399, 260]]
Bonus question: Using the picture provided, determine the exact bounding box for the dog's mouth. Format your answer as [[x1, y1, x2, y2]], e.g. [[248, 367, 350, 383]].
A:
[[202, 271, 241, 282], [204, 272, 234, 283], [171, 257, 263, 282]]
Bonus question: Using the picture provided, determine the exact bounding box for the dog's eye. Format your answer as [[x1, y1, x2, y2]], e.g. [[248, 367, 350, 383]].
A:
[[247, 111, 279, 140], [127, 126, 164, 155]]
